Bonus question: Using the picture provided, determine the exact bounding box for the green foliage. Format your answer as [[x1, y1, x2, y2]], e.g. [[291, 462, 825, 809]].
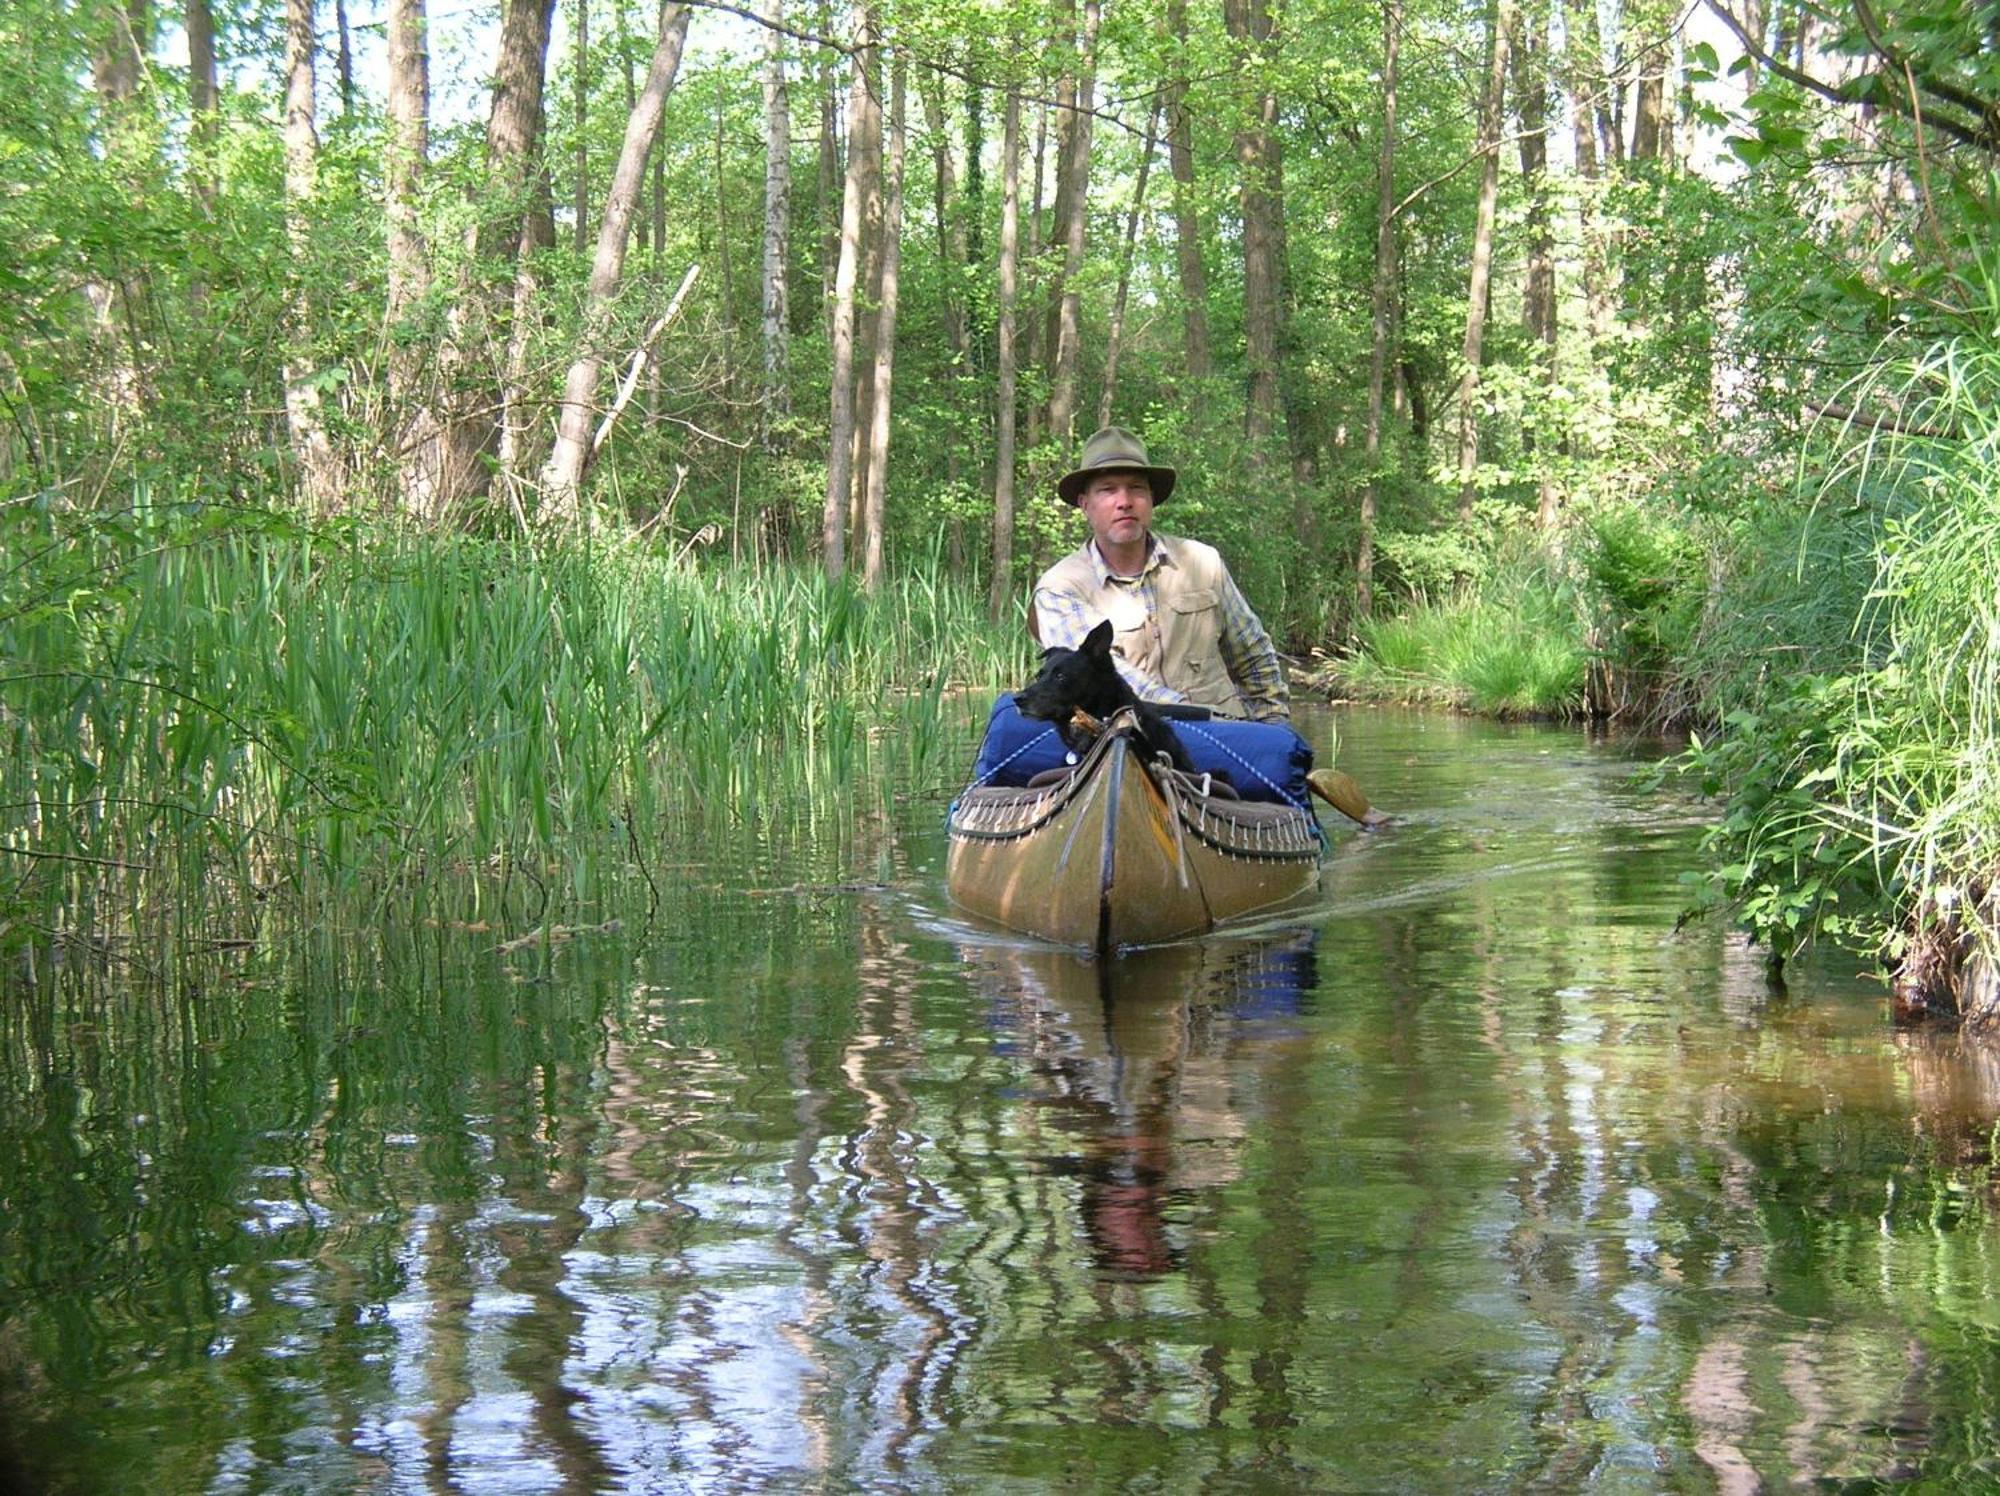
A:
[[1678, 261, 2000, 969]]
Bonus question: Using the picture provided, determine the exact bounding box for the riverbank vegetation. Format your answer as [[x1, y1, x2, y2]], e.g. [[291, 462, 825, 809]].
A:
[[2, 504, 1028, 948], [4, 0, 1998, 1012]]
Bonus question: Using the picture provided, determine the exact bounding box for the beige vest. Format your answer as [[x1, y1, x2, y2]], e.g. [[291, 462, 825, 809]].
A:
[[1037, 534, 1247, 717]]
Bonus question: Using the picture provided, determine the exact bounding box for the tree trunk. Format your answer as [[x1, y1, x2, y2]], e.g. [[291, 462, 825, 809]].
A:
[[845, 40, 885, 545], [758, 0, 791, 448], [537, 2, 692, 519], [572, 0, 590, 250], [1558, 0, 1614, 350], [920, 76, 969, 372], [860, 59, 906, 592], [1511, 0, 1560, 528], [820, 10, 876, 576], [989, 86, 1023, 624], [431, 0, 555, 518], [1096, 100, 1160, 429], [1360, 0, 1400, 621], [1225, 0, 1285, 466], [1630, 36, 1666, 162], [920, 67, 972, 533], [818, 13, 840, 328], [1163, 0, 1212, 389], [187, 0, 219, 216], [1453, 0, 1512, 522], [386, 0, 437, 511], [1044, 0, 1101, 445], [282, 0, 342, 509], [1021, 99, 1048, 449], [334, 0, 355, 115]]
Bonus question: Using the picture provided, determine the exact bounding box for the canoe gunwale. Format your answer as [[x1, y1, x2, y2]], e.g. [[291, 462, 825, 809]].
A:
[[949, 725, 1320, 866]]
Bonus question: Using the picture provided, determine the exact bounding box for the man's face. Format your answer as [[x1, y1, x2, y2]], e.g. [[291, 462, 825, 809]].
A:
[[1079, 470, 1154, 552]]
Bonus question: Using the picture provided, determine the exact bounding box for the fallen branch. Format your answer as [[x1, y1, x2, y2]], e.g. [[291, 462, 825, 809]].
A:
[[592, 262, 702, 457]]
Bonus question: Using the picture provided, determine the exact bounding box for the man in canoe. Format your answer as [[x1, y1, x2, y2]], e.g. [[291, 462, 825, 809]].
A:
[[1033, 425, 1290, 723]]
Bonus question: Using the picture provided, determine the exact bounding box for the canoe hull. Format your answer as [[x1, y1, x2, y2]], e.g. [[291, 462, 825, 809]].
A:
[[947, 724, 1320, 950]]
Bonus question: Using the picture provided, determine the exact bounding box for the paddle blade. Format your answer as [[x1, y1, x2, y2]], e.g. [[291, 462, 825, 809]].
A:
[[1308, 768, 1392, 829]]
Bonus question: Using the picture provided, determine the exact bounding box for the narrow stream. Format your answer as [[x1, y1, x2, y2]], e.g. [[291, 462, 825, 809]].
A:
[[4, 706, 1996, 1491]]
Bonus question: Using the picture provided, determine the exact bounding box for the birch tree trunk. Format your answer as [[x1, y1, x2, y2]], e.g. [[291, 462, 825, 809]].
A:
[[1360, 0, 1401, 620], [844, 42, 884, 545], [1096, 100, 1160, 429], [282, 0, 342, 509], [758, 0, 790, 448], [1044, 0, 1101, 444], [1163, 0, 1212, 389], [537, 2, 692, 520], [386, 0, 432, 507], [1453, 0, 1512, 522], [989, 86, 1023, 625], [820, 10, 875, 576], [859, 59, 905, 592]]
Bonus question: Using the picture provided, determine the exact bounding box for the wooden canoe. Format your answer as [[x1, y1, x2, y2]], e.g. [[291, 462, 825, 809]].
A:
[[946, 712, 1322, 950]]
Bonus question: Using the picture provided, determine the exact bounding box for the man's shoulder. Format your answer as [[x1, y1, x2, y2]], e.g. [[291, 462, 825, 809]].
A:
[[1034, 544, 1100, 593], [1156, 532, 1227, 581]]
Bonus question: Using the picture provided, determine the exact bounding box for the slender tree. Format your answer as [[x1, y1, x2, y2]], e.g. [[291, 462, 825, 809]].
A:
[[1043, 0, 1101, 444], [385, 0, 432, 506], [538, 2, 693, 517], [821, 8, 876, 576], [1360, 0, 1401, 620], [1454, 0, 1513, 522], [1225, 0, 1288, 465], [1163, 0, 1212, 389], [186, 0, 219, 217], [1512, 0, 1560, 528], [758, 0, 791, 447], [1097, 100, 1161, 429], [860, 58, 906, 591], [990, 85, 1023, 624], [573, 0, 590, 250], [282, 0, 342, 508]]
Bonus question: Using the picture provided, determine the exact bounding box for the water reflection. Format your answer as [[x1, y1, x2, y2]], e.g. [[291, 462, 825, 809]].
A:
[[12, 710, 2000, 1489], [970, 935, 1316, 1281]]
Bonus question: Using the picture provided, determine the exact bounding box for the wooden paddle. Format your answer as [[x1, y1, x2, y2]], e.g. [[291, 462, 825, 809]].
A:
[[1307, 767, 1392, 829]]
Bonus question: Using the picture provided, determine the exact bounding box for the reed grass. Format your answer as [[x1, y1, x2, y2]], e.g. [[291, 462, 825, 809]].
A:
[[1342, 566, 1589, 718], [0, 506, 1033, 949]]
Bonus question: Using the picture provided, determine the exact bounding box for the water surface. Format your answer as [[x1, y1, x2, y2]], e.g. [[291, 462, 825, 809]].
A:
[[5, 707, 1998, 1492]]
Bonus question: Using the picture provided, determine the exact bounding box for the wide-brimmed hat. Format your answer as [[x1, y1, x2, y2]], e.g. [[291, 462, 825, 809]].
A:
[[1056, 426, 1177, 506]]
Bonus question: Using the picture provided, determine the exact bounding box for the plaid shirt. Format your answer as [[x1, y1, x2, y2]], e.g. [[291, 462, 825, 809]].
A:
[[1033, 534, 1290, 721]]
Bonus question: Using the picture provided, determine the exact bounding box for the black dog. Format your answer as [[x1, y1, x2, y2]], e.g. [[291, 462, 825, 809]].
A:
[[1015, 619, 1198, 774]]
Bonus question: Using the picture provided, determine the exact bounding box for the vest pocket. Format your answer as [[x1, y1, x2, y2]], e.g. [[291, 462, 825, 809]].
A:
[[1170, 588, 1219, 613]]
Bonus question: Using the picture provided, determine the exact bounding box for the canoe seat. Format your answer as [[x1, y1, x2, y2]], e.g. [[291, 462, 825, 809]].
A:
[[1026, 767, 1077, 789]]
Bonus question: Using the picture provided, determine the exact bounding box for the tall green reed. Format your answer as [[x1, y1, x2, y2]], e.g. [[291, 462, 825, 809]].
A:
[[0, 507, 1033, 950]]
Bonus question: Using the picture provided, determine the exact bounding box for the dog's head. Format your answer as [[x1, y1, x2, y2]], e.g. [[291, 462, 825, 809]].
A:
[[1015, 619, 1119, 722]]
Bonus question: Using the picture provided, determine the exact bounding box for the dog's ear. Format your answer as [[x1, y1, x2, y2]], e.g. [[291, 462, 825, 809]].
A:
[[1081, 619, 1114, 657]]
